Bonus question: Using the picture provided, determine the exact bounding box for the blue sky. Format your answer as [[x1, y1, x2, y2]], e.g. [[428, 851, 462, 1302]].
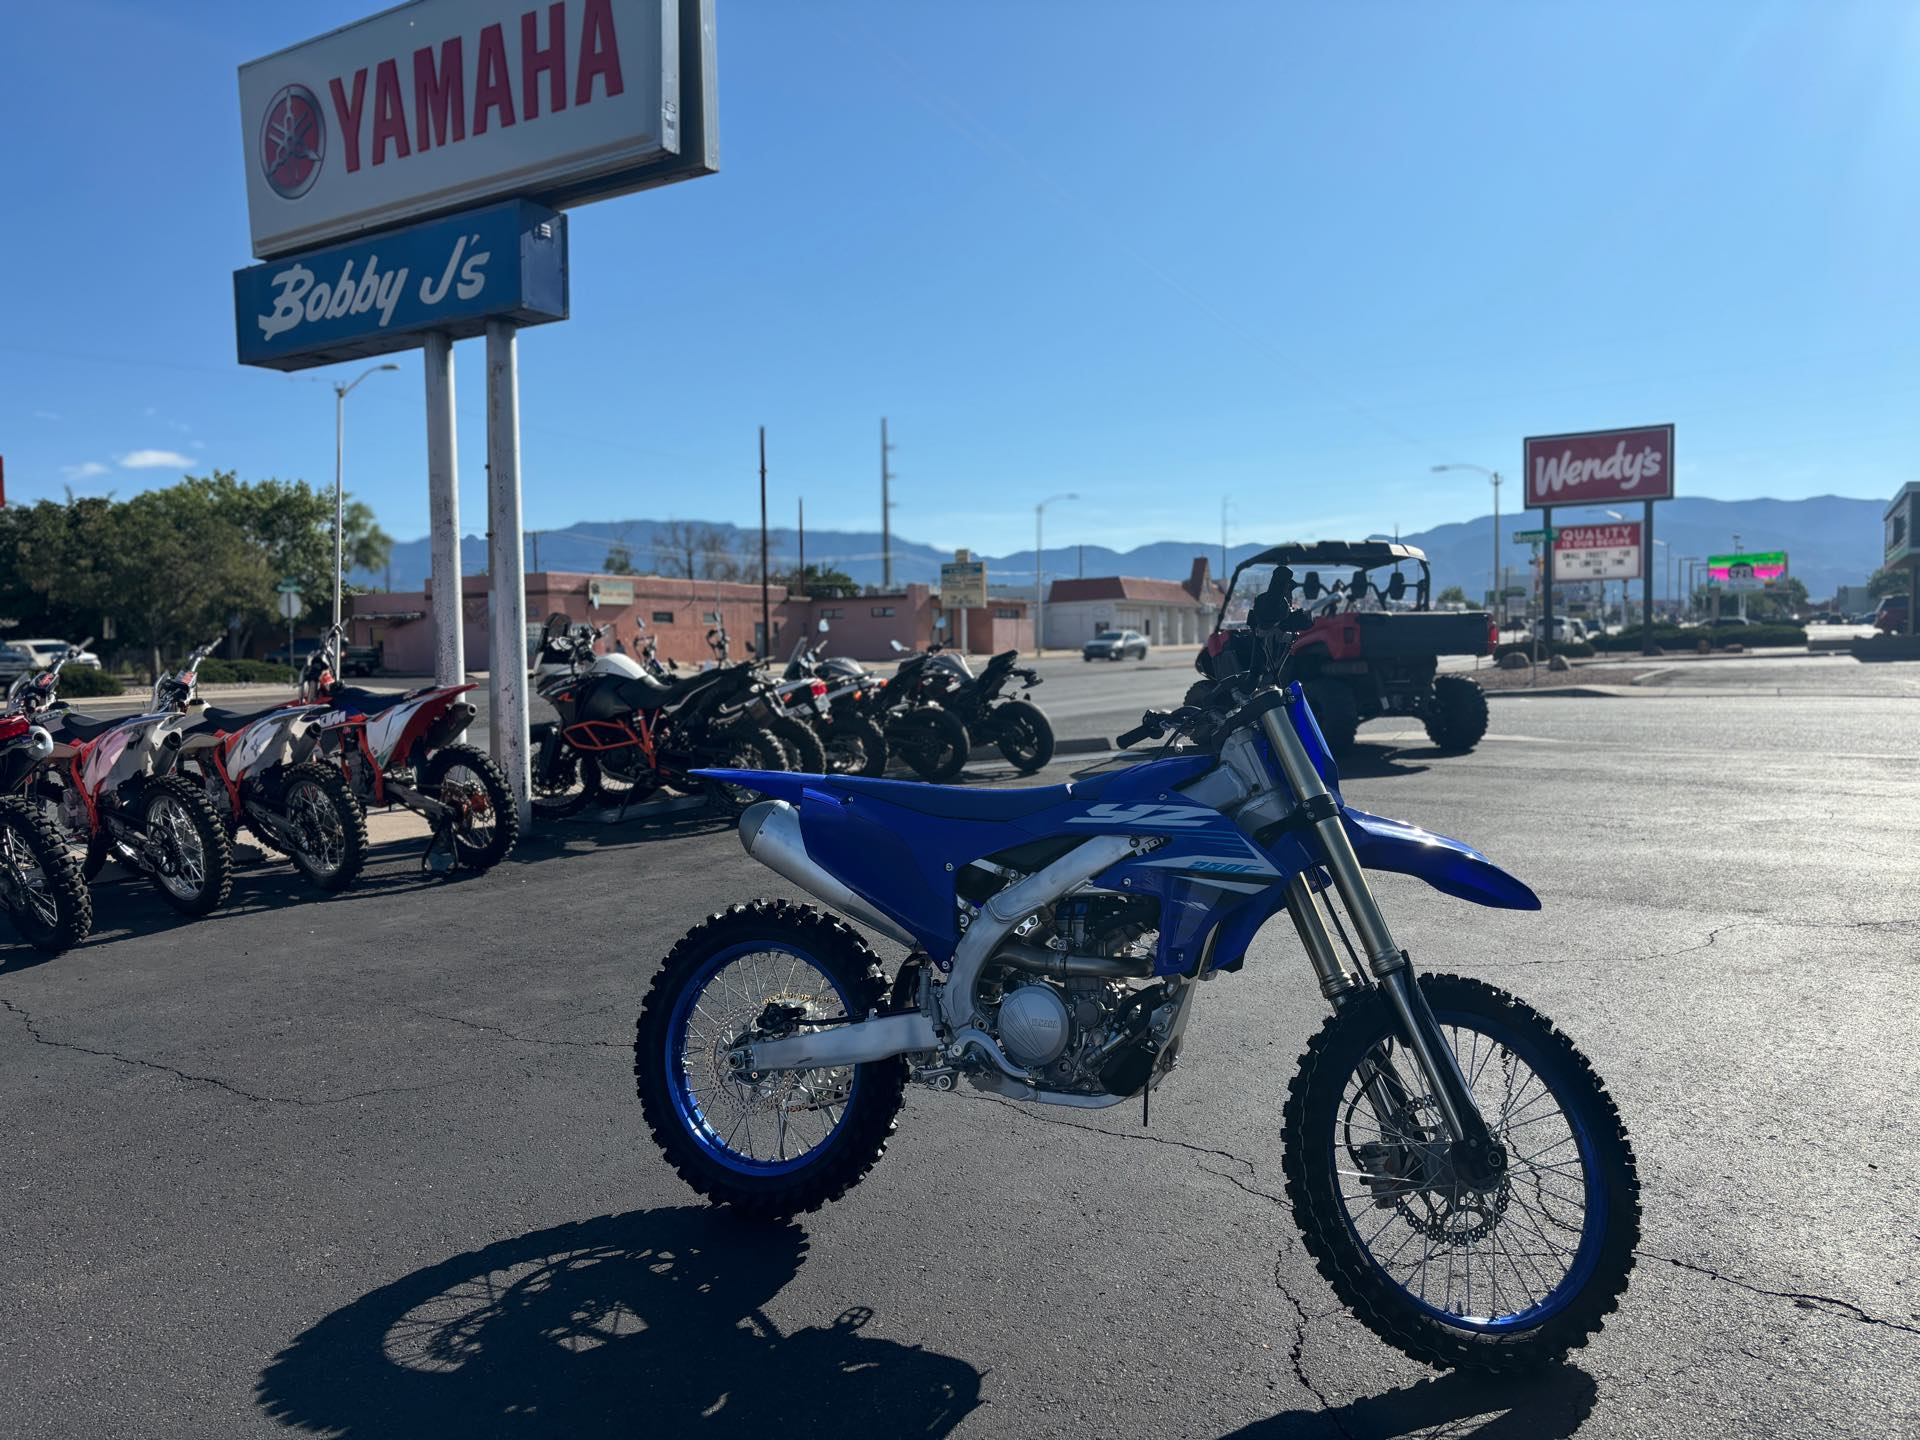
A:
[[4, 1, 1919, 556]]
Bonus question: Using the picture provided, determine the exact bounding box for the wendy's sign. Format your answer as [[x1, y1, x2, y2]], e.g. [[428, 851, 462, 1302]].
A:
[[1522, 425, 1674, 510]]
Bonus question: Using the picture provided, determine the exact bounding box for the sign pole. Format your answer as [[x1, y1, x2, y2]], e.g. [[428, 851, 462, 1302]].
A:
[[424, 331, 465, 692], [1540, 505, 1554, 663], [485, 319, 532, 829], [758, 427, 771, 658], [1642, 499, 1655, 654]]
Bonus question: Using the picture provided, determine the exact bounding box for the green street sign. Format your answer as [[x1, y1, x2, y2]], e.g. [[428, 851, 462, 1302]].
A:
[[275, 578, 303, 593], [1512, 528, 1558, 543]]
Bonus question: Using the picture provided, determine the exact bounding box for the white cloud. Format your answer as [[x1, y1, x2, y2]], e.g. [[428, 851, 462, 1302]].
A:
[[62, 461, 109, 480], [118, 448, 195, 470]]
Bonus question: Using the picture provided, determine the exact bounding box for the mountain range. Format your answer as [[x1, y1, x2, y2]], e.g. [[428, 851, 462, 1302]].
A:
[[357, 495, 1888, 602]]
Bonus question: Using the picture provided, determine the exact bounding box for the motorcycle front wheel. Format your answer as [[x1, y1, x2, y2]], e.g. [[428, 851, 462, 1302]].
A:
[[991, 699, 1054, 774], [891, 706, 969, 783], [0, 797, 92, 953], [139, 776, 235, 916], [280, 763, 368, 892], [635, 899, 905, 1218], [531, 741, 595, 819], [1281, 973, 1639, 1372], [820, 712, 888, 777], [423, 745, 519, 870]]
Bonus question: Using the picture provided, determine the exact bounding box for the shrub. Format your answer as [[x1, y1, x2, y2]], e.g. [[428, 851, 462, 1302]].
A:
[[53, 666, 125, 698], [197, 658, 296, 685], [1590, 624, 1805, 653]]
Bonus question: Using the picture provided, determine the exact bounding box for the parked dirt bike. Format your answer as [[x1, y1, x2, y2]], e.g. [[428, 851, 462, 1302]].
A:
[[300, 629, 516, 873], [530, 616, 785, 818], [636, 562, 1640, 1373], [29, 638, 234, 916], [176, 685, 368, 893], [779, 621, 888, 778], [700, 625, 828, 775], [0, 675, 92, 952], [884, 642, 1054, 777]]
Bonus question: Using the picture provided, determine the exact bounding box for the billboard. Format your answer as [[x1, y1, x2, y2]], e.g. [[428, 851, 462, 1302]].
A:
[[1707, 553, 1787, 592], [1554, 522, 1642, 581], [239, 0, 717, 259], [234, 201, 567, 370], [1523, 424, 1674, 509]]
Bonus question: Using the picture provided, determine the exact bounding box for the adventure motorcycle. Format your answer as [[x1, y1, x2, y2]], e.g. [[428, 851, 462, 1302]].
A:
[[530, 616, 785, 819], [882, 642, 1051, 779], [300, 628, 516, 873], [32, 638, 234, 915], [635, 560, 1640, 1372], [0, 672, 92, 952], [177, 687, 368, 893]]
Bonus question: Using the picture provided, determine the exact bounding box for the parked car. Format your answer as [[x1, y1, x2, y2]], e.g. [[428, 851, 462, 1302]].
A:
[[265, 637, 325, 667], [9, 638, 101, 671], [1708, 615, 1751, 628], [340, 643, 381, 677], [0, 644, 32, 681], [1529, 616, 1590, 643], [1873, 595, 1909, 634], [1083, 628, 1148, 661]]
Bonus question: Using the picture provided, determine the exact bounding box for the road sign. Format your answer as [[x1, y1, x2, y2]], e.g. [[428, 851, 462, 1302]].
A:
[[278, 590, 303, 620], [941, 556, 987, 609], [1512, 528, 1558, 543], [589, 578, 634, 609], [238, 0, 718, 259], [1523, 424, 1674, 509], [1706, 552, 1787, 592], [235, 201, 569, 371], [276, 578, 303, 593], [1554, 522, 1642, 581]]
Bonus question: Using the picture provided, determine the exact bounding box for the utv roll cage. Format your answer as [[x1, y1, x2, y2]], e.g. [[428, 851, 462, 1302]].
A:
[[1215, 542, 1433, 629]]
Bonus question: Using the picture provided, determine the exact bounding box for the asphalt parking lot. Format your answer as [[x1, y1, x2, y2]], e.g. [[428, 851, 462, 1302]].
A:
[[4, 653, 1917, 1438]]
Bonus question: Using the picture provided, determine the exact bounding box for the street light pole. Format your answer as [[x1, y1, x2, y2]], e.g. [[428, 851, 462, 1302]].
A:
[[1432, 463, 1502, 626], [1034, 492, 1078, 658], [332, 362, 399, 633]]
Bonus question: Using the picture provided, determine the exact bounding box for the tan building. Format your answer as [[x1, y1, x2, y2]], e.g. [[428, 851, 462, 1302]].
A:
[[1042, 557, 1224, 649]]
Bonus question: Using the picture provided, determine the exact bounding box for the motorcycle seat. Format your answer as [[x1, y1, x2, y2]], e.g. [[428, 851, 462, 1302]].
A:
[[325, 685, 414, 715], [810, 774, 1080, 823], [614, 670, 722, 710], [204, 702, 298, 730], [55, 711, 127, 743]]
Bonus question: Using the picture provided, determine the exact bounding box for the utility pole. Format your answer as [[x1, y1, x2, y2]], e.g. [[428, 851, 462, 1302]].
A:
[[528, 530, 541, 572], [1077, 543, 1084, 578], [1220, 496, 1231, 580], [796, 497, 806, 597], [759, 426, 771, 656], [880, 417, 896, 590]]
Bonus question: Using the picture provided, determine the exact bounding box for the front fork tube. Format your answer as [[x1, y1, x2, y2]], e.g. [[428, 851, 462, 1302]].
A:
[[1260, 702, 1497, 1163]]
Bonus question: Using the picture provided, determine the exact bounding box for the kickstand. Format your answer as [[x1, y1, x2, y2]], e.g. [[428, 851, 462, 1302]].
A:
[[1141, 1080, 1150, 1128], [421, 824, 456, 875]]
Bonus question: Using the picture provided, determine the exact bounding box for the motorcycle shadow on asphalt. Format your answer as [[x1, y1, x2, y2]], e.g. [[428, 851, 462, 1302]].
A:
[[1220, 1362, 1597, 1439], [1332, 743, 1435, 780], [255, 1205, 983, 1440]]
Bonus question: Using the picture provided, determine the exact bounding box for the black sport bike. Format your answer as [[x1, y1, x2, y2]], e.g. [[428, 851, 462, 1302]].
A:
[[884, 644, 1054, 779]]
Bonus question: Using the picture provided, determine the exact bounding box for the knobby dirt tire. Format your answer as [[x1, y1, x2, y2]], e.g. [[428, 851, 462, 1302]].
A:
[[1424, 675, 1490, 752], [281, 763, 368, 892], [1280, 973, 1640, 1373], [138, 775, 234, 916], [0, 797, 92, 953], [424, 745, 519, 871], [634, 899, 906, 1219]]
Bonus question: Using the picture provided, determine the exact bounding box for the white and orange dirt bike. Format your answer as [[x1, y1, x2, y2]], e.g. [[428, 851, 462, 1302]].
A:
[[296, 627, 518, 874]]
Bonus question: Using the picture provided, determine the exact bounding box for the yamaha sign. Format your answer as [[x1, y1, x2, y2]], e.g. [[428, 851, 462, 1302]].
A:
[[239, 0, 717, 259]]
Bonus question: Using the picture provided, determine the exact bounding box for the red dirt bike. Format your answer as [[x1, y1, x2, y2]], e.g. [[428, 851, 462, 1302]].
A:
[[299, 628, 517, 873]]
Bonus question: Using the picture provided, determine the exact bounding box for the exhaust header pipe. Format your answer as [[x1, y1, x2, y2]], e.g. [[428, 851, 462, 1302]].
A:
[[739, 800, 917, 948]]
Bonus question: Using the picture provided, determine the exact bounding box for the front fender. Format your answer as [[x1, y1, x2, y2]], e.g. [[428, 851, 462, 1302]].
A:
[[1342, 806, 1539, 910]]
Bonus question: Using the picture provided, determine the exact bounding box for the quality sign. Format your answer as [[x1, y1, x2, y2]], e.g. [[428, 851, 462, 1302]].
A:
[[239, 0, 717, 260], [233, 200, 568, 370], [1553, 522, 1641, 582], [1522, 424, 1674, 509]]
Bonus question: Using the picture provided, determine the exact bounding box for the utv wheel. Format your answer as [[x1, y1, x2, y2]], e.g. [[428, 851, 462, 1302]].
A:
[[993, 699, 1055, 774], [281, 763, 368, 892], [1302, 679, 1361, 756], [0, 797, 92, 954], [1281, 974, 1640, 1372], [1424, 675, 1490, 752], [635, 899, 906, 1218], [893, 706, 969, 782], [424, 745, 519, 871], [139, 775, 234, 916]]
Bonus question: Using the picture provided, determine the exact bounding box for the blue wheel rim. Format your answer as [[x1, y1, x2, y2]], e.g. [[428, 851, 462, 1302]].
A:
[[665, 940, 861, 1176], [1335, 1002, 1608, 1333]]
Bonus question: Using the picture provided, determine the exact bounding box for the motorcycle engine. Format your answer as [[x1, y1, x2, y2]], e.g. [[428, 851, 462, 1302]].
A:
[[995, 983, 1070, 1067]]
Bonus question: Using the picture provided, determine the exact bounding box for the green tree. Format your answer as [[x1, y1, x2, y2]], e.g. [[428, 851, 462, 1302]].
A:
[[604, 543, 638, 574], [781, 563, 859, 598], [1436, 584, 1469, 607], [1869, 565, 1910, 598]]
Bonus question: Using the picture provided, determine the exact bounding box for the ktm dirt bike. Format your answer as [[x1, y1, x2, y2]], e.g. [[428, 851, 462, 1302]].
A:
[[30, 638, 234, 916], [635, 561, 1639, 1373], [0, 675, 92, 953], [530, 617, 784, 819], [300, 629, 516, 873], [177, 690, 368, 893]]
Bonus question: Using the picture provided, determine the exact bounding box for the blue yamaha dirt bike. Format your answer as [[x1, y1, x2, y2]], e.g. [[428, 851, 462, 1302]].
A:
[[635, 562, 1640, 1372]]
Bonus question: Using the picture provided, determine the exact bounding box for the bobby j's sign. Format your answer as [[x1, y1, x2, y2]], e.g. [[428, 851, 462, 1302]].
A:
[[234, 200, 567, 370]]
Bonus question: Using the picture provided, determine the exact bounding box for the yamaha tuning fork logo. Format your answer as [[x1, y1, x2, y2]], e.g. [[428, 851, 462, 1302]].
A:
[[259, 83, 324, 199]]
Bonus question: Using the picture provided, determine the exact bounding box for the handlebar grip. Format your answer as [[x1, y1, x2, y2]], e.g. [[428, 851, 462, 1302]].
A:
[[1116, 714, 1162, 749]]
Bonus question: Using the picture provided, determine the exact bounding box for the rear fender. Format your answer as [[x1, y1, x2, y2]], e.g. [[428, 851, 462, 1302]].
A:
[[690, 768, 810, 804]]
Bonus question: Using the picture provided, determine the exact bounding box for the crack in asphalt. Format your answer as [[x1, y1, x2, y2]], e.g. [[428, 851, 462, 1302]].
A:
[[1643, 1252, 1920, 1339], [397, 1002, 627, 1052], [1483, 916, 1917, 970], [966, 1091, 1273, 1186], [1273, 1252, 1353, 1437], [0, 996, 461, 1108]]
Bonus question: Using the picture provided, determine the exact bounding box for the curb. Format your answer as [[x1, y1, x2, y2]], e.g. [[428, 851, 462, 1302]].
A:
[[1484, 685, 1625, 700]]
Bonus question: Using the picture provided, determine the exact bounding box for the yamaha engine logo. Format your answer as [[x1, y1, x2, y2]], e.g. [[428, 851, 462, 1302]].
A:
[[260, 83, 324, 199]]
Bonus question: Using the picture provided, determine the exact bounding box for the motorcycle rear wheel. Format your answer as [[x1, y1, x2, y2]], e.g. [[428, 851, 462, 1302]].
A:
[[1281, 973, 1639, 1372], [767, 713, 828, 776], [0, 797, 92, 954], [820, 712, 888, 777], [635, 899, 905, 1218], [991, 699, 1054, 774], [139, 776, 234, 916]]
